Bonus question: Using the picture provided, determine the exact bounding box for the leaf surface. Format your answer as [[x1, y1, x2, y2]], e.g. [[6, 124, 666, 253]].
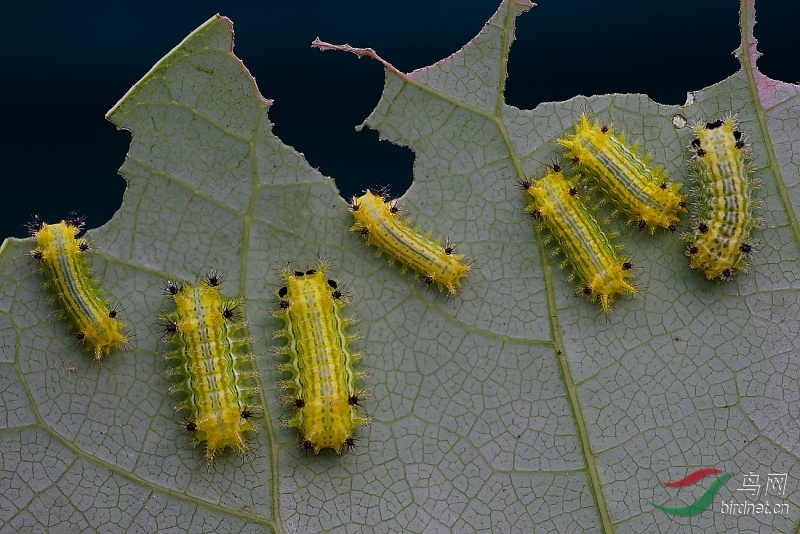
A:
[[0, 1, 798, 532]]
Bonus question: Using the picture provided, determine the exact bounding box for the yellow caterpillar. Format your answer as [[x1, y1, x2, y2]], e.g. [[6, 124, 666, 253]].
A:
[[683, 117, 757, 280], [272, 262, 370, 454], [28, 214, 127, 361], [558, 113, 686, 233], [521, 166, 636, 311], [160, 272, 260, 463], [349, 189, 470, 295]]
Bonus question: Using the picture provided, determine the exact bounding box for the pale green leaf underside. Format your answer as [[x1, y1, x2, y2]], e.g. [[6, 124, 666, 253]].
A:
[[0, 0, 798, 533]]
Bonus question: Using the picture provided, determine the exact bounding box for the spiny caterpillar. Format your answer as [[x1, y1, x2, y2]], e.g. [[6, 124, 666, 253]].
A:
[[348, 188, 470, 295], [558, 113, 686, 233], [521, 165, 636, 312], [272, 261, 370, 454], [159, 272, 261, 463], [27, 214, 127, 361], [683, 117, 758, 280]]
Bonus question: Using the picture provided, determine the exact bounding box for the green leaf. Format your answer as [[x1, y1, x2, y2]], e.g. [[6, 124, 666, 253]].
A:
[[1, 1, 798, 532]]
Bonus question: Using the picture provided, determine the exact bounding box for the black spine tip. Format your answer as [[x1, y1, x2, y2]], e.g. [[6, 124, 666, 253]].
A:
[[205, 271, 222, 287], [66, 212, 86, 229], [26, 215, 44, 236], [163, 281, 181, 296]]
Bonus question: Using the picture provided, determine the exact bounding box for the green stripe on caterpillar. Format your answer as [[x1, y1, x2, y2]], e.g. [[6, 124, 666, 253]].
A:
[[348, 189, 471, 295], [159, 272, 261, 463], [683, 117, 758, 280], [521, 165, 636, 312], [558, 113, 686, 233], [272, 261, 370, 454], [28, 214, 127, 361]]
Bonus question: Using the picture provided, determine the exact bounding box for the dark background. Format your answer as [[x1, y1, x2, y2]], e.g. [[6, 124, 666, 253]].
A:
[[2, 1, 797, 239]]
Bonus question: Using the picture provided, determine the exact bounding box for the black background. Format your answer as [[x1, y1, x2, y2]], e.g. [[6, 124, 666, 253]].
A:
[[2, 1, 797, 239]]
